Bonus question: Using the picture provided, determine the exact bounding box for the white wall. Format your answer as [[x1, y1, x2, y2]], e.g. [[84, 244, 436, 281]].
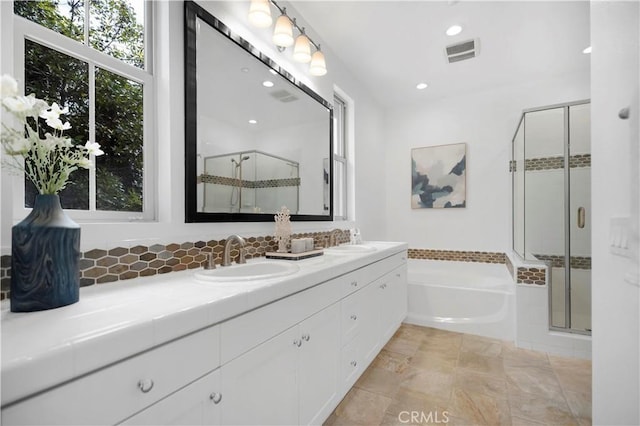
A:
[[591, 1, 640, 424], [0, 0, 387, 253], [383, 72, 589, 251]]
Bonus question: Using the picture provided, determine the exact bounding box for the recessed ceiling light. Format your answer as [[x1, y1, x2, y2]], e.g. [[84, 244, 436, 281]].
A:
[[416, 82, 428, 90], [248, 119, 257, 124], [583, 46, 592, 54], [240, 67, 250, 73], [262, 80, 274, 87], [446, 25, 462, 36]]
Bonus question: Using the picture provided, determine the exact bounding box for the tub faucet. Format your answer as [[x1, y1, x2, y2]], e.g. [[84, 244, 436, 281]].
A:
[[329, 229, 342, 247], [222, 234, 247, 266]]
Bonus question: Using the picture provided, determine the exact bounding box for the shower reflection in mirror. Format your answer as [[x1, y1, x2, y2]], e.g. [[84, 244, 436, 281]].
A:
[[198, 150, 300, 214]]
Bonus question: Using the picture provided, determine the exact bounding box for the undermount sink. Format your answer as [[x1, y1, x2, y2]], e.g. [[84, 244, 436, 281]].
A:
[[324, 244, 376, 254], [194, 261, 300, 283]]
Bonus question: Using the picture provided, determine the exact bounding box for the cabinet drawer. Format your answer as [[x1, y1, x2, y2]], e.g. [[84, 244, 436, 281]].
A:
[[2, 326, 220, 426], [340, 332, 366, 392], [340, 288, 370, 346]]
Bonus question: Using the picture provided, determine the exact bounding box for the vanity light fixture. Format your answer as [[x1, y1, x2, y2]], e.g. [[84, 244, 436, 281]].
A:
[[583, 46, 592, 54], [446, 25, 462, 36], [247, 0, 327, 76], [309, 46, 327, 76], [248, 0, 272, 28], [272, 8, 294, 49]]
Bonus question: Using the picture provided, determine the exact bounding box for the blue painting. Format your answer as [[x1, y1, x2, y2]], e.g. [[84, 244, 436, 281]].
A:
[[412, 143, 466, 208]]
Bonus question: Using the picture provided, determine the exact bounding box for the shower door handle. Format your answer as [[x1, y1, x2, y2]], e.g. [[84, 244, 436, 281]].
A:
[[577, 207, 586, 229]]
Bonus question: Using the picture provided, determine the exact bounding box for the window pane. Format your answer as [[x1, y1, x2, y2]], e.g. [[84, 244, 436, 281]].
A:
[[95, 67, 143, 212], [333, 159, 346, 219], [333, 96, 345, 157], [14, 0, 85, 43], [89, 0, 145, 68], [24, 40, 90, 210]]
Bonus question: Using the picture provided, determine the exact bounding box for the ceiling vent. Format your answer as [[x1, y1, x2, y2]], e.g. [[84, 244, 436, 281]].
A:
[[270, 89, 299, 103], [445, 39, 479, 63]]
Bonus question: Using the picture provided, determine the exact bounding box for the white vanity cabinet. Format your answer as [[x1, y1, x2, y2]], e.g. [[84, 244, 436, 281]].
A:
[[219, 302, 340, 426], [121, 369, 222, 426], [2, 325, 221, 426], [1, 244, 408, 426]]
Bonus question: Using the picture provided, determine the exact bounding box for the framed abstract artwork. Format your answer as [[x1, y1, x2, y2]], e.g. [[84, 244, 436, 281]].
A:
[[411, 143, 467, 208]]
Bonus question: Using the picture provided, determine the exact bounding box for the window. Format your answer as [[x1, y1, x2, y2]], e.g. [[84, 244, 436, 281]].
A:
[[13, 0, 153, 218], [333, 93, 348, 220]]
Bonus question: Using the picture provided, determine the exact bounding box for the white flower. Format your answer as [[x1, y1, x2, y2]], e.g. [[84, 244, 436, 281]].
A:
[[84, 141, 104, 156], [39, 102, 69, 121], [3, 94, 38, 115], [45, 117, 72, 131], [0, 74, 18, 99], [39, 136, 58, 151], [77, 157, 92, 169]]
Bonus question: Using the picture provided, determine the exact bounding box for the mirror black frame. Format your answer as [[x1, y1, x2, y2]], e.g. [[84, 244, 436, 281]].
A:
[[184, 0, 334, 222]]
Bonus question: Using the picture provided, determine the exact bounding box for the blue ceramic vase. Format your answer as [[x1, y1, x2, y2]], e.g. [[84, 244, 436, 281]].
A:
[[11, 194, 81, 312]]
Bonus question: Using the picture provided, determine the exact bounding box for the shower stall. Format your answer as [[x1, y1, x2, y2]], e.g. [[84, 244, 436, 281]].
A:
[[512, 100, 591, 335], [200, 150, 300, 214]]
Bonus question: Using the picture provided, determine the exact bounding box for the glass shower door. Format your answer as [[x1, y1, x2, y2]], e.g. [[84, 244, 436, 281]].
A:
[[567, 103, 591, 332]]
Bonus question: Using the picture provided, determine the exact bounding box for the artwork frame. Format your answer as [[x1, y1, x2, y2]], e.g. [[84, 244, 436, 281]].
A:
[[411, 143, 467, 209]]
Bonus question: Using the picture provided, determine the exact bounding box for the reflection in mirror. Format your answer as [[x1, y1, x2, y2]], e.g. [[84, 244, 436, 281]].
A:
[[184, 1, 333, 222]]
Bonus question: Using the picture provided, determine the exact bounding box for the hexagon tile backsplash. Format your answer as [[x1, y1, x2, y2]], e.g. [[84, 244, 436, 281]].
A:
[[0, 230, 351, 301]]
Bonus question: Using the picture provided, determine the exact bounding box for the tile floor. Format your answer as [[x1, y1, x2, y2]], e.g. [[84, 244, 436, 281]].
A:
[[325, 324, 592, 426]]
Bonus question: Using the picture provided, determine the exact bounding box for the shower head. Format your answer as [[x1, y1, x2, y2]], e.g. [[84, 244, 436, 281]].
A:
[[241, 155, 250, 161]]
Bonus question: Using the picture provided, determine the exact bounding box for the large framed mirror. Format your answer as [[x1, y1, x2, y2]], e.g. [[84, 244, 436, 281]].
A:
[[184, 1, 333, 222]]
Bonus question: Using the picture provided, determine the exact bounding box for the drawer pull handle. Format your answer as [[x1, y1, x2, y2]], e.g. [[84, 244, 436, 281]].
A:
[[380, 283, 387, 289], [396, 273, 401, 278], [302, 333, 310, 342], [350, 315, 357, 320], [293, 339, 302, 347], [350, 360, 357, 367], [351, 281, 358, 287], [138, 379, 154, 393], [210, 392, 223, 404]]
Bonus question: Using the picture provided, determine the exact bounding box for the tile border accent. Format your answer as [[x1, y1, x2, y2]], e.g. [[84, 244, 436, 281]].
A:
[[407, 249, 506, 264], [509, 154, 591, 173], [0, 229, 350, 301], [199, 174, 300, 188], [533, 254, 592, 270]]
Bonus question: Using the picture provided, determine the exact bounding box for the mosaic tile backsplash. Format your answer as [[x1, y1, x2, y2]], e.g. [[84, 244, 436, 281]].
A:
[[408, 249, 506, 264], [0, 230, 350, 301]]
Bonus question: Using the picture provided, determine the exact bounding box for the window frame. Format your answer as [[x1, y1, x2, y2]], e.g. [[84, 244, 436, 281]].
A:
[[11, 2, 155, 222], [332, 88, 354, 222]]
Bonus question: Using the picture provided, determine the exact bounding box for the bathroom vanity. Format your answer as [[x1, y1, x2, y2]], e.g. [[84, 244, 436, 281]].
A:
[[1, 241, 407, 425]]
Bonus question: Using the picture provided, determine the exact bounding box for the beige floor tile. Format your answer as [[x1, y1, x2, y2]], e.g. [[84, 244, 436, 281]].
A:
[[333, 387, 392, 425], [505, 364, 565, 400], [453, 369, 508, 401], [461, 334, 504, 358], [327, 325, 590, 426], [384, 337, 421, 356], [355, 365, 405, 397], [449, 387, 512, 425], [410, 350, 458, 374], [457, 350, 505, 376], [398, 368, 454, 403], [508, 387, 578, 426], [371, 349, 413, 375]]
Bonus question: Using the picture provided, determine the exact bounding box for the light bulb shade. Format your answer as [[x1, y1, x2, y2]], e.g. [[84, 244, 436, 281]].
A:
[[272, 14, 294, 47], [248, 0, 272, 28], [309, 50, 327, 76], [293, 34, 311, 63]]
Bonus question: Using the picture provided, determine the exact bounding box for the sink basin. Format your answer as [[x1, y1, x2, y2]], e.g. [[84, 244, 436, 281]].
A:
[[324, 244, 376, 254], [194, 261, 300, 283]]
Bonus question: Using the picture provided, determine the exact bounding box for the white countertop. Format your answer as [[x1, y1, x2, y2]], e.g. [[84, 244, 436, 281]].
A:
[[1, 241, 407, 406]]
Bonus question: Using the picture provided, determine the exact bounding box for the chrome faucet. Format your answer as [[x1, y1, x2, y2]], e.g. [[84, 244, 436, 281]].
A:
[[222, 234, 247, 266], [329, 229, 342, 247]]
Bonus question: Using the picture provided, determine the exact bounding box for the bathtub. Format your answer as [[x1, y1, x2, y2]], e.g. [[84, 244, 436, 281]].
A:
[[405, 259, 516, 341]]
